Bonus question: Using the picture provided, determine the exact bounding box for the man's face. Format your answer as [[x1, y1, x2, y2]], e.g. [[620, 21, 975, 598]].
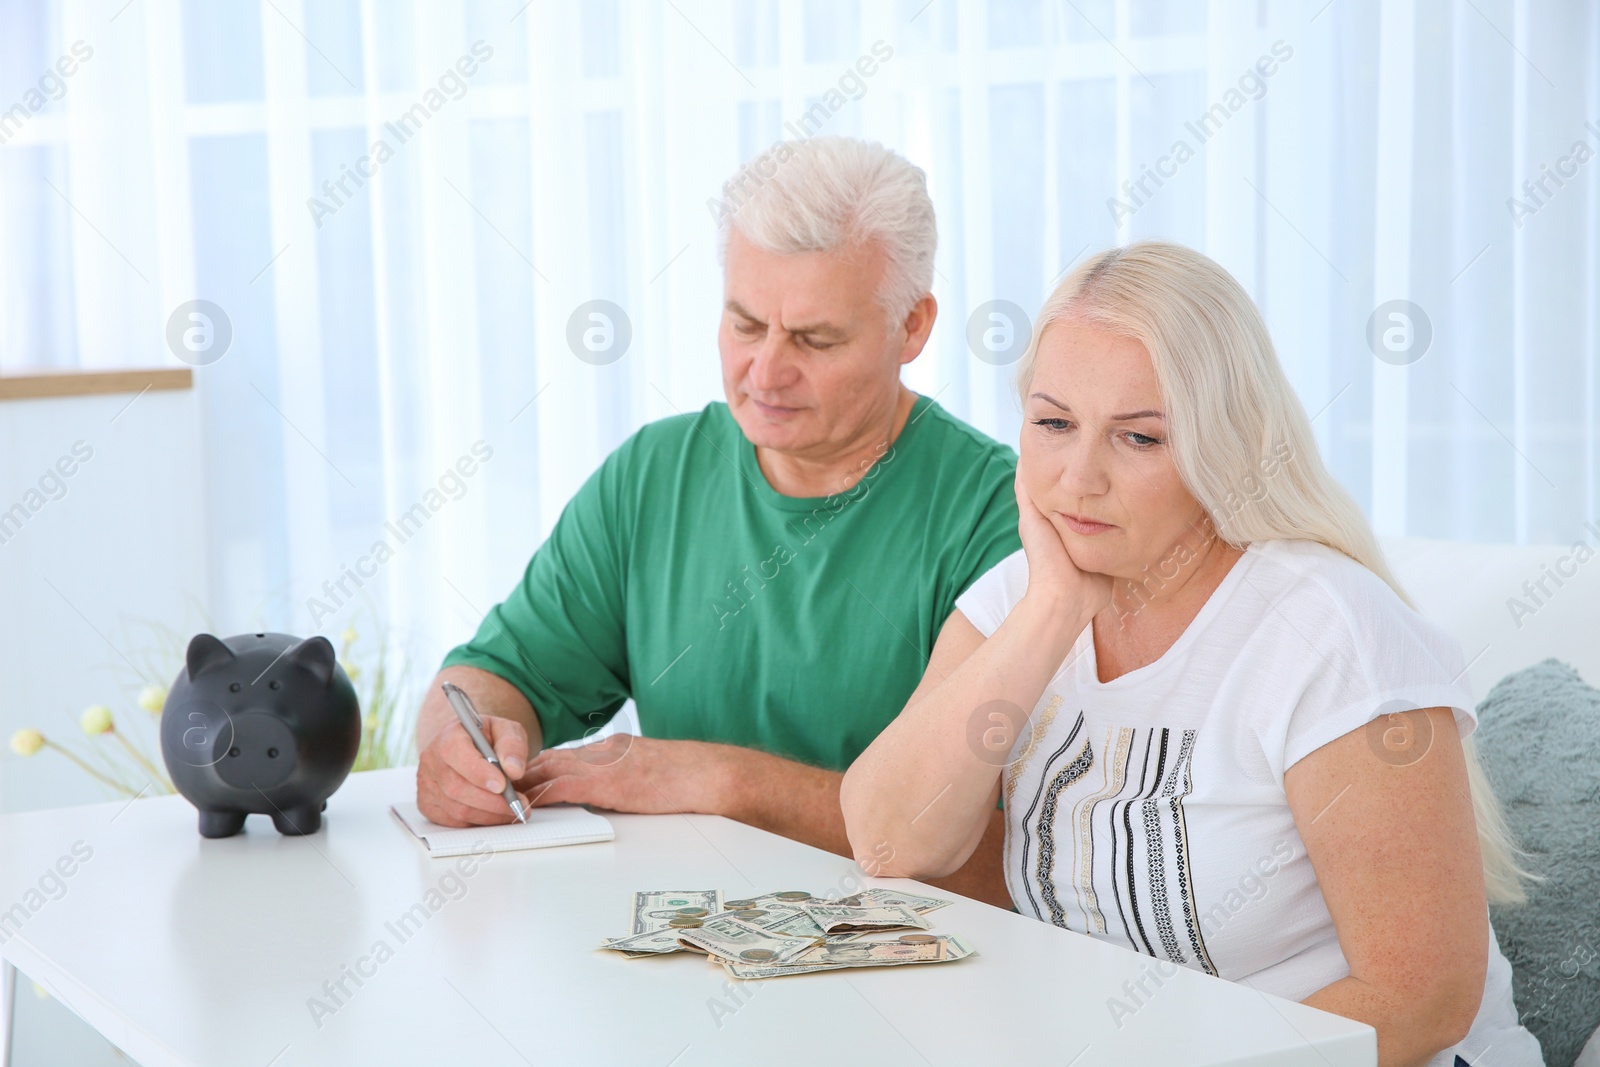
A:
[[719, 228, 921, 459]]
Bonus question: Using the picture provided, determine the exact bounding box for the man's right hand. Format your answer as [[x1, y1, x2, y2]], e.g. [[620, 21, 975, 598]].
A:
[[416, 714, 534, 827]]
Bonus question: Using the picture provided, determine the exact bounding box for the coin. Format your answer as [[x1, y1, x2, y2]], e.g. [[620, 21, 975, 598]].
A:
[[739, 948, 778, 962], [674, 907, 709, 917], [723, 899, 756, 908], [667, 917, 704, 928], [774, 891, 811, 901], [898, 933, 937, 944]]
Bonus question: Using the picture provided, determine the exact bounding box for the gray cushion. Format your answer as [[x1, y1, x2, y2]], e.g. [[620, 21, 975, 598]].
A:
[[1479, 658, 1600, 1066]]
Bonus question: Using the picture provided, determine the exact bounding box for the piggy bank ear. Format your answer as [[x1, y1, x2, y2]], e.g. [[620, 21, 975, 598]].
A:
[[186, 634, 236, 678], [285, 635, 337, 687]]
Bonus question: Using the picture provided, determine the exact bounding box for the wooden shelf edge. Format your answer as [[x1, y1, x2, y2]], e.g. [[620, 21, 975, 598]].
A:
[[0, 367, 194, 401]]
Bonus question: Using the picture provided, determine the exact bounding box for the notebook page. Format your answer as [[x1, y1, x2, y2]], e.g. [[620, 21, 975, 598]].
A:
[[389, 801, 614, 857]]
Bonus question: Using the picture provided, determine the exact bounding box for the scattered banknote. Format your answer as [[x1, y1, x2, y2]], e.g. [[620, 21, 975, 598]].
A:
[[602, 890, 723, 957], [800, 903, 930, 933], [603, 905, 826, 959], [710, 902, 808, 927], [710, 902, 813, 931], [672, 914, 820, 966], [828, 887, 952, 915], [720, 890, 817, 909], [722, 933, 977, 980], [603, 927, 700, 956], [601, 887, 974, 979], [630, 890, 722, 934]]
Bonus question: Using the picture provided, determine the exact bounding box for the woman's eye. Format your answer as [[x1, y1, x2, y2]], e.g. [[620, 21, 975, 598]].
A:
[[1126, 432, 1162, 448], [1032, 418, 1071, 432]]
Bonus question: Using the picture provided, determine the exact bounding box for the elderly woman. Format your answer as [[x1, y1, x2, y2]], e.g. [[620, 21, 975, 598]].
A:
[[841, 241, 1541, 1067]]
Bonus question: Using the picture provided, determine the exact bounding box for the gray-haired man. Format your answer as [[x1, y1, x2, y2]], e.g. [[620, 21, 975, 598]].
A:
[[414, 136, 1019, 906]]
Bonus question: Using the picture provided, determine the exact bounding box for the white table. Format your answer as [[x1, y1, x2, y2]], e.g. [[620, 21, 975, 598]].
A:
[[0, 767, 1374, 1066]]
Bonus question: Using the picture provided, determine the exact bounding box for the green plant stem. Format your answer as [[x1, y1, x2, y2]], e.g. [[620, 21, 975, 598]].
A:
[[72, 731, 143, 788], [42, 739, 139, 796], [110, 729, 173, 792]]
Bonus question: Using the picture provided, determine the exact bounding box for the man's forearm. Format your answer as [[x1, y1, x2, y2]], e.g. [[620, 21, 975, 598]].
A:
[[712, 744, 852, 853], [712, 745, 1013, 910], [416, 665, 544, 752]]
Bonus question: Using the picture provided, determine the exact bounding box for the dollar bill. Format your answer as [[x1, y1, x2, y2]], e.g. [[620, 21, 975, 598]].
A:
[[602, 889, 944, 959], [720, 890, 816, 910], [709, 903, 802, 924], [601, 927, 694, 956], [673, 915, 820, 966], [705, 902, 810, 929], [725, 905, 870, 944], [721, 933, 976, 980], [752, 907, 870, 942], [822, 887, 952, 915], [602, 896, 809, 958], [629, 890, 722, 934], [598, 889, 723, 957], [800, 903, 930, 933]]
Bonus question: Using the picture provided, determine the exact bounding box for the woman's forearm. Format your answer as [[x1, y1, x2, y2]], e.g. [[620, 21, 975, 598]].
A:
[[1302, 975, 1480, 1067], [841, 594, 1094, 877]]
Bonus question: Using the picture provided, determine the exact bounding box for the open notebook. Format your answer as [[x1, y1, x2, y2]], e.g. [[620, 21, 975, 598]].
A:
[[389, 801, 614, 857]]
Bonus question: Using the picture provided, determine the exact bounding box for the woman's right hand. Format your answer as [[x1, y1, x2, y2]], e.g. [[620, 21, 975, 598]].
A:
[[842, 483, 1114, 881], [1014, 473, 1114, 619]]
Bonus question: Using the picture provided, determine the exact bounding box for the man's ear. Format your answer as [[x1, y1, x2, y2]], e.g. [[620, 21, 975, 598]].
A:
[[898, 292, 938, 364]]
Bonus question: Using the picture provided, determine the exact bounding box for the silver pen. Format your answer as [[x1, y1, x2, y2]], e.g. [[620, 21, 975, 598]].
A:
[[441, 681, 528, 823]]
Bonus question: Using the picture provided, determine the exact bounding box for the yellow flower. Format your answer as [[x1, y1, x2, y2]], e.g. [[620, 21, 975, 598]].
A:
[[137, 684, 168, 714], [341, 626, 358, 647], [10, 728, 45, 756], [81, 704, 114, 736], [343, 661, 361, 682]]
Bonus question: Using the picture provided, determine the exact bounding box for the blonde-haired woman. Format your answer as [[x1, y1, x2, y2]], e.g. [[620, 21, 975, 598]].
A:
[[841, 241, 1540, 1066]]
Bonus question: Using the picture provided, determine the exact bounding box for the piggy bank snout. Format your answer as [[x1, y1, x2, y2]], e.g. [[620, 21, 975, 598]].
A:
[[214, 712, 299, 790]]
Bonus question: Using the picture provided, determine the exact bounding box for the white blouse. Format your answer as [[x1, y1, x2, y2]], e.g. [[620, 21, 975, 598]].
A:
[[955, 538, 1540, 1066]]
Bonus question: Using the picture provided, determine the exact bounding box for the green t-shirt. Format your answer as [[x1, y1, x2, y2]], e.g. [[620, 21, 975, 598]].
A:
[[441, 393, 1020, 772]]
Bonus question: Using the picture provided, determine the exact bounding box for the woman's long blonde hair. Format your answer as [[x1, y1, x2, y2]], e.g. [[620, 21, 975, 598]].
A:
[[1015, 240, 1532, 904]]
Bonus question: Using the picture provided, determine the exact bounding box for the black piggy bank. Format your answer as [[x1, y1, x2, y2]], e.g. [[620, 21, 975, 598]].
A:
[[160, 632, 361, 838]]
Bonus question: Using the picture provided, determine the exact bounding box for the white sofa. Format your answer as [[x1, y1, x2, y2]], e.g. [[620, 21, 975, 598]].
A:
[[1379, 535, 1600, 699], [1383, 536, 1600, 1065]]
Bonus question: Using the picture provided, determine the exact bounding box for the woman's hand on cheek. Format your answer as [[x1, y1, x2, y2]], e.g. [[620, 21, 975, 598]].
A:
[[1015, 473, 1114, 617]]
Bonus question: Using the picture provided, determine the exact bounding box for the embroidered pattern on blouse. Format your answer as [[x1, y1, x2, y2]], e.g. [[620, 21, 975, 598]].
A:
[[1036, 736, 1096, 929], [1015, 721, 1216, 975], [1073, 725, 1132, 934], [1009, 711, 1086, 920], [1162, 729, 1217, 975], [1000, 695, 1062, 887], [1006, 695, 1062, 805], [1142, 784, 1184, 963]]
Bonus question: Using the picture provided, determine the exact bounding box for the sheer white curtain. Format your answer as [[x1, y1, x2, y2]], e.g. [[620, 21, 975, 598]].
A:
[[1, 0, 1595, 702]]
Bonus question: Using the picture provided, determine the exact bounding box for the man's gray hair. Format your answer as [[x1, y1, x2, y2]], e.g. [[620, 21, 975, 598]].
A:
[[712, 136, 937, 326]]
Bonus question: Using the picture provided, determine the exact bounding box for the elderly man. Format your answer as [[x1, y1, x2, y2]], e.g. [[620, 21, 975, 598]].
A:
[[414, 136, 1019, 905]]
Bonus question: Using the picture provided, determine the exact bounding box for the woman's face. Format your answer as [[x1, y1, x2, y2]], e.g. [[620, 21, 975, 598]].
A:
[[1018, 320, 1212, 583]]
